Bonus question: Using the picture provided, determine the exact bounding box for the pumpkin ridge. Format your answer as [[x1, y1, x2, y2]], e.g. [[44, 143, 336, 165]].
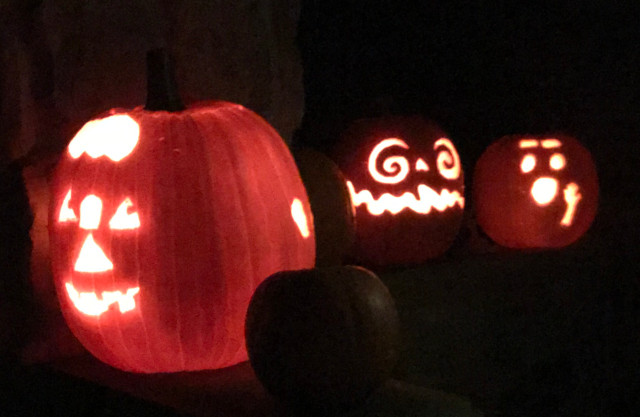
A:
[[194, 113, 242, 362], [192, 112, 248, 367], [106, 154, 139, 371], [181, 115, 212, 367], [168, 115, 189, 371], [128, 131, 154, 372], [92, 155, 131, 369], [212, 110, 268, 329]]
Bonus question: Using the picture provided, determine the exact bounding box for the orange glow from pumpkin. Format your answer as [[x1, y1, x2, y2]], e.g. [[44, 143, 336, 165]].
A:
[[66, 283, 140, 316], [434, 138, 461, 180], [291, 198, 310, 238], [520, 154, 536, 173], [74, 234, 113, 273], [68, 114, 140, 162], [550, 153, 566, 170], [59, 189, 77, 222], [541, 139, 562, 148], [368, 138, 410, 184], [561, 183, 581, 226], [519, 139, 539, 148], [109, 198, 140, 230], [347, 181, 464, 216], [79, 195, 103, 230], [531, 177, 558, 205]]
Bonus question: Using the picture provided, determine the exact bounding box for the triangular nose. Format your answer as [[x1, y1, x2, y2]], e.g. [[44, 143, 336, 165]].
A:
[[416, 158, 429, 171], [74, 233, 114, 273]]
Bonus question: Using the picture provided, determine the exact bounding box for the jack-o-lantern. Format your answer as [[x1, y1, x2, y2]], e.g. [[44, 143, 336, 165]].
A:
[[48, 50, 315, 373], [333, 116, 464, 266], [473, 134, 598, 248]]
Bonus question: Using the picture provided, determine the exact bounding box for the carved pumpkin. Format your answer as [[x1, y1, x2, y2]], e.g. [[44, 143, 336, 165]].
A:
[[332, 115, 465, 266], [292, 147, 355, 266], [48, 50, 315, 373], [473, 134, 598, 248], [245, 265, 400, 412]]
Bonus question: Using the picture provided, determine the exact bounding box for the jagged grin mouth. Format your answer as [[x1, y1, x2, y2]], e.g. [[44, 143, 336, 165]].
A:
[[347, 181, 465, 216], [65, 281, 140, 317]]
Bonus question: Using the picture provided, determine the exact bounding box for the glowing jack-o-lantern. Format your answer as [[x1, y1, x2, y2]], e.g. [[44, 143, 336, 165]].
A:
[[333, 115, 465, 266], [473, 134, 598, 248], [49, 50, 315, 373]]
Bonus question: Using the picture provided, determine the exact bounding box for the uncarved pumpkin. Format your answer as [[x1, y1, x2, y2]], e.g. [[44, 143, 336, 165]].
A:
[[332, 115, 465, 266], [473, 134, 598, 248], [245, 265, 400, 412], [48, 50, 315, 373]]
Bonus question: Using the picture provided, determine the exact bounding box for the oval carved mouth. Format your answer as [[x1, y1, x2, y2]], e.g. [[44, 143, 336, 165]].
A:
[[530, 177, 558, 206]]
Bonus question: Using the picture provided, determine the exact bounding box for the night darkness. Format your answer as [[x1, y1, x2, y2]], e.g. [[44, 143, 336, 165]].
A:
[[1, 1, 640, 416], [297, 1, 640, 415]]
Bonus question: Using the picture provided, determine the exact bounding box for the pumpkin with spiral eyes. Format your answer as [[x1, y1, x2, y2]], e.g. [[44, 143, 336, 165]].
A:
[[332, 115, 465, 266]]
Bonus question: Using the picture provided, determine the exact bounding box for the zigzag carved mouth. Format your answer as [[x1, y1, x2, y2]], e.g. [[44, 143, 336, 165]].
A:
[[347, 181, 464, 216]]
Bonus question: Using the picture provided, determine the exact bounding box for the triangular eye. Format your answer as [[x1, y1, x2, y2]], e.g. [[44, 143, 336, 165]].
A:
[[59, 189, 78, 223], [109, 198, 140, 230]]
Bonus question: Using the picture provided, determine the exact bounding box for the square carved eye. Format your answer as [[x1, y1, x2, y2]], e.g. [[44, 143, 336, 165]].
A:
[[109, 198, 140, 230]]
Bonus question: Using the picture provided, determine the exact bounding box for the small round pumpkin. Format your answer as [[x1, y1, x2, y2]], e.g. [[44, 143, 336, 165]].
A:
[[332, 115, 465, 266], [48, 50, 315, 373], [292, 147, 355, 266], [473, 134, 598, 248], [245, 265, 400, 413]]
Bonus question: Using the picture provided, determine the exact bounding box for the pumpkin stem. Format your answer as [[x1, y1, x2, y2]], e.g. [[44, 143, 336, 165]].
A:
[[145, 48, 185, 112]]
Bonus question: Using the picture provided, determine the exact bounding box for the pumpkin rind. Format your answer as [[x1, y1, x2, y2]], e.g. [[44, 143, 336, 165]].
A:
[[49, 102, 315, 372]]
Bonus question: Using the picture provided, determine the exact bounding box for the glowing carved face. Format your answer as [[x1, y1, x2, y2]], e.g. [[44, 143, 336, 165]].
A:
[[58, 115, 141, 317], [347, 137, 465, 215], [518, 139, 581, 227]]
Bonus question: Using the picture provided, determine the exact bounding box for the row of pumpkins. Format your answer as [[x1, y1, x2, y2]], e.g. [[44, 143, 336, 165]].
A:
[[46, 50, 598, 385]]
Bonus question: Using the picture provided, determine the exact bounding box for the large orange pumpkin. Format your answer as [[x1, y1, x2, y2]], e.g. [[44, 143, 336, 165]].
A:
[[48, 50, 315, 372], [473, 134, 598, 248], [332, 115, 465, 266]]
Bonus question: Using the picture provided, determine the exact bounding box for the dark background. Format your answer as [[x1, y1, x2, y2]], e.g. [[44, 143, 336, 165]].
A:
[[2, 1, 640, 416], [295, 1, 640, 416]]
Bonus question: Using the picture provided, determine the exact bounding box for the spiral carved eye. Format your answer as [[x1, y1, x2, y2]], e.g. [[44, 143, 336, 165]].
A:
[[434, 138, 461, 180], [368, 138, 411, 184]]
